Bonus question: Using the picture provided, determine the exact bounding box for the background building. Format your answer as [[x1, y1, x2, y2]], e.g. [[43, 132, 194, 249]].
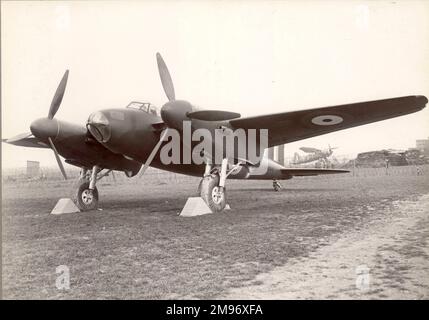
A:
[[416, 137, 429, 156], [26, 160, 40, 178]]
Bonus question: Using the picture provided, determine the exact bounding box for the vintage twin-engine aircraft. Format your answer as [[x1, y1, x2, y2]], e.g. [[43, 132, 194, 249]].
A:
[[3, 53, 428, 212], [292, 145, 337, 166]]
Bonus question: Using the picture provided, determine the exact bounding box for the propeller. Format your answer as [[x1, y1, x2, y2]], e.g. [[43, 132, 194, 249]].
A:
[[156, 53, 241, 125], [137, 128, 170, 178], [28, 70, 70, 180]]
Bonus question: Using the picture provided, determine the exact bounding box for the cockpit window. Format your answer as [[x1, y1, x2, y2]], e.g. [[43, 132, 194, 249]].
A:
[[126, 101, 158, 116]]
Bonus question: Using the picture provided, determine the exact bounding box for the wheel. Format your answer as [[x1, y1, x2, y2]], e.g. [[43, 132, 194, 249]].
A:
[[200, 174, 226, 213], [273, 180, 282, 192], [76, 181, 99, 211]]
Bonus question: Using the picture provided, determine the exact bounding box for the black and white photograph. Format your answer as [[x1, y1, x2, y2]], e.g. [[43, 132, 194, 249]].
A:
[[1, 0, 429, 306]]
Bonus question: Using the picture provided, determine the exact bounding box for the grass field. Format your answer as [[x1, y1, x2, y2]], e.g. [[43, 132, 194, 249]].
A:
[[2, 168, 429, 299]]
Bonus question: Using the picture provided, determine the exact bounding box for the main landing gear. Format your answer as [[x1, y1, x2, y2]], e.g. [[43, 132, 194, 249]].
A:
[[198, 159, 242, 213], [76, 165, 112, 211], [273, 179, 282, 192]]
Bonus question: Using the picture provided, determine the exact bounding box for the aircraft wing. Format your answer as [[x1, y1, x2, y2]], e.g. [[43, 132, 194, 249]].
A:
[[229, 96, 427, 147], [2, 133, 49, 149], [281, 168, 349, 177], [300, 147, 321, 153]]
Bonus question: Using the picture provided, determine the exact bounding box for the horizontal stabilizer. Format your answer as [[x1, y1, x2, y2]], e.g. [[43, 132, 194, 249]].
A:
[[281, 168, 349, 177]]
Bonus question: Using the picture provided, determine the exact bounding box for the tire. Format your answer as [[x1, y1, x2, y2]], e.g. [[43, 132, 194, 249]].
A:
[[200, 174, 226, 213], [76, 181, 99, 211], [196, 178, 203, 195]]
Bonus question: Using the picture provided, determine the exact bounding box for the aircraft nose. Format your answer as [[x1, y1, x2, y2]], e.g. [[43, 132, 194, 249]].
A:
[[87, 111, 111, 142], [30, 118, 59, 140]]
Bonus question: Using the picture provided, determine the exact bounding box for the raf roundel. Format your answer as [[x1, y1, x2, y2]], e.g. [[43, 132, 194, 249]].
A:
[[311, 115, 344, 126]]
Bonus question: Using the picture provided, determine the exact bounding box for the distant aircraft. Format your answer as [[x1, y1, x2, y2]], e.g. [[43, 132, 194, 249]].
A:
[[3, 53, 428, 212], [292, 145, 337, 167]]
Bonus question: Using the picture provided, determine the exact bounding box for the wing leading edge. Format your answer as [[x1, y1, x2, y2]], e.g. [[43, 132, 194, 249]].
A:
[[229, 95, 427, 147], [3, 134, 49, 149]]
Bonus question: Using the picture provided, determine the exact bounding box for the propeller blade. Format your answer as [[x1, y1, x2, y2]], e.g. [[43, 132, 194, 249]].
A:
[[48, 70, 69, 119], [187, 110, 241, 121], [48, 137, 68, 180], [156, 53, 175, 101], [138, 128, 169, 178]]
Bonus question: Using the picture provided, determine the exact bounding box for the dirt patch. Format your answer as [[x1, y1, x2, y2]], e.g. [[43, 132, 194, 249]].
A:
[[222, 194, 429, 299]]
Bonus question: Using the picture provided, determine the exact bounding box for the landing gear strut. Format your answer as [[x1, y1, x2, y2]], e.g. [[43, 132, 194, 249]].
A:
[[76, 165, 103, 211]]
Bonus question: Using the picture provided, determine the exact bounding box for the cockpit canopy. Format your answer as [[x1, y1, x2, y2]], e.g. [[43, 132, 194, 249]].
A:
[[126, 101, 158, 116]]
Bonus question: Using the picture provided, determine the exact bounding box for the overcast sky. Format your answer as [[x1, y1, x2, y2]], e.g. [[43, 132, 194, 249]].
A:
[[2, 0, 429, 169]]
